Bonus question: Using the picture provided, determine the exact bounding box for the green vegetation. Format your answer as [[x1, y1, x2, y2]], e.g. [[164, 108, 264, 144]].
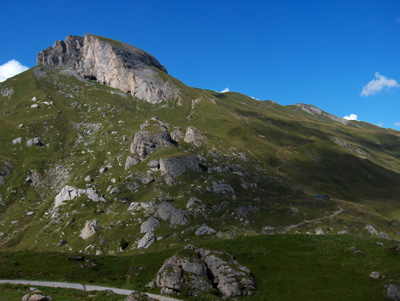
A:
[[1, 235, 399, 300]]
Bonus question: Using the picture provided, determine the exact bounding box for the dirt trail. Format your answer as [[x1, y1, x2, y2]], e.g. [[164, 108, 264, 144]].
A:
[[282, 207, 344, 234]]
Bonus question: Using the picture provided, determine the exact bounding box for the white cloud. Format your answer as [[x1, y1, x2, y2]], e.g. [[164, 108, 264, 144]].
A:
[[0, 60, 29, 82], [394, 122, 400, 126], [377, 122, 384, 127], [360, 72, 399, 97], [220, 87, 230, 93], [343, 113, 358, 120]]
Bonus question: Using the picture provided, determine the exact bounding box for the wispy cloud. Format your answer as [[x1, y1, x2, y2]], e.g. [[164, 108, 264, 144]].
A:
[[0, 60, 29, 82], [360, 72, 399, 97], [220, 87, 230, 93], [396, 17, 400, 24], [394, 122, 400, 126], [343, 113, 358, 121], [377, 122, 384, 127]]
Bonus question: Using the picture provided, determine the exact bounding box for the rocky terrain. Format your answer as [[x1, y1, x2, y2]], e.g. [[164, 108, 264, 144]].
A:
[[1, 34, 400, 299]]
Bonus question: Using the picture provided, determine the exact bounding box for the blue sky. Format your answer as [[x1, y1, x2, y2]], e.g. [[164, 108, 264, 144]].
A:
[[1, 0, 400, 128]]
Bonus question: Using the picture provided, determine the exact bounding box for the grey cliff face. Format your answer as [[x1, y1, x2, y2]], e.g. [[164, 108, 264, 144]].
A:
[[37, 34, 177, 104]]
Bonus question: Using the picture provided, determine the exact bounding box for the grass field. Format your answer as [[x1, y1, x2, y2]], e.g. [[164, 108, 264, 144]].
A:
[[1, 234, 399, 300]]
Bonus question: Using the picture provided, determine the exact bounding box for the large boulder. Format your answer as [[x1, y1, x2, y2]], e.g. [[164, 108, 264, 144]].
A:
[[130, 131, 174, 160], [155, 201, 188, 226], [140, 217, 160, 233], [138, 232, 156, 249], [184, 126, 204, 147], [79, 220, 98, 239], [153, 245, 256, 298], [159, 155, 204, 177]]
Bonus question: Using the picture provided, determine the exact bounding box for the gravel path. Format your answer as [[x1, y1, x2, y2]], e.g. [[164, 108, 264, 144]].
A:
[[0, 279, 180, 301]]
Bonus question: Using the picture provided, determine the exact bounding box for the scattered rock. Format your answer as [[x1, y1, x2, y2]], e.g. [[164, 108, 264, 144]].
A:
[[26, 138, 42, 147], [212, 182, 236, 197], [99, 167, 108, 173], [195, 224, 216, 235], [125, 155, 139, 170], [155, 201, 188, 226], [316, 228, 324, 235], [30, 104, 39, 108], [57, 239, 68, 247], [54, 185, 106, 207], [138, 232, 156, 249], [379, 232, 392, 241], [365, 225, 378, 235], [141, 217, 160, 233], [22, 293, 48, 301], [376, 242, 384, 246], [126, 181, 140, 191], [0, 87, 14, 97], [84, 175, 92, 182], [153, 245, 256, 298], [79, 220, 98, 239], [337, 230, 349, 235], [386, 284, 400, 300], [12, 137, 22, 144], [109, 186, 120, 194], [262, 226, 275, 234], [348, 246, 363, 254], [125, 291, 157, 301], [235, 205, 260, 217], [137, 173, 154, 185], [26, 211, 35, 216], [184, 126, 204, 147], [186, 197, 202, 209], [369, 271, 380, 279]]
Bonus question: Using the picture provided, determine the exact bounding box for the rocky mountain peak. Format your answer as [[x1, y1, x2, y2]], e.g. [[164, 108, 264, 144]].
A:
[[36, 33, 176, 104]]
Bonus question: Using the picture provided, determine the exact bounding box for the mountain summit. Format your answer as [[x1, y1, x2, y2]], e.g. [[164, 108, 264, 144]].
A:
[[37, 34, 177, 104]]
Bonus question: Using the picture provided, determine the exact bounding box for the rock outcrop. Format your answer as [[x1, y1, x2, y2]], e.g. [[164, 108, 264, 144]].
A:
[[130, 131, 174, 160], [153, 245, 256, 298], [37, 34, 178, 104], [155, 201, 188, 226], [296, 103, 348, 125], [184, 126, 205, 147], [146, 155, 205, 178], [54, 185, 106, 208]]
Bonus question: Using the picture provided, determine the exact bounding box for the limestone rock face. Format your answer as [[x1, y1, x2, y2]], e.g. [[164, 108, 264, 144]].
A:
[[153, 245, 256, 298], [37, 34, 178, 104]]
